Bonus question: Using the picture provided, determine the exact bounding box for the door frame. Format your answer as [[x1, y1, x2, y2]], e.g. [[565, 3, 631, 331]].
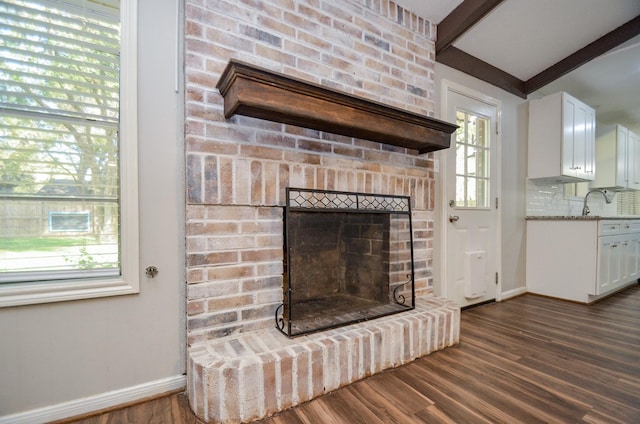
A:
[[438, 80, 503, 302]]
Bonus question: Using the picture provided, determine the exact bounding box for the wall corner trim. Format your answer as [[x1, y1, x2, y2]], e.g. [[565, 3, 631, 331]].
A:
[[501, 286, 528, 301]]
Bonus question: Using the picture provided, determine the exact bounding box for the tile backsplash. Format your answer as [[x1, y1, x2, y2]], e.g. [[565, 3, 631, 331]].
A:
[[526, 179, 619, 216]]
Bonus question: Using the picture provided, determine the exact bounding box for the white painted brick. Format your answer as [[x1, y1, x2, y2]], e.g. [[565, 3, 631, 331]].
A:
[[238, 357, 265, 422], [185, 0, 450, 420], [189, 297, 459, 422]]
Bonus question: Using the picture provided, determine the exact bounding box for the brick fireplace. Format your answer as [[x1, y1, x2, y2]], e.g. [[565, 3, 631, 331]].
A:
[[281, 188, 416, 337], [184, 0, 460, 422]]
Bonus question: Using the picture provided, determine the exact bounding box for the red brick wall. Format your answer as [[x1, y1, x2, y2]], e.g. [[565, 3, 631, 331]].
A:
[[185, 0, 439, 344]]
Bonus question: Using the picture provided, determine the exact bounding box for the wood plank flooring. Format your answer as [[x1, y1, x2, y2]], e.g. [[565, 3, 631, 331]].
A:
[[63, 285, 640, 424]]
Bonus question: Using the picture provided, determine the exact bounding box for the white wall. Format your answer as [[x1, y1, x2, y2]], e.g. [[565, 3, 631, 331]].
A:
[[433, 63, 529, 298], [0, 0, 185, 421]]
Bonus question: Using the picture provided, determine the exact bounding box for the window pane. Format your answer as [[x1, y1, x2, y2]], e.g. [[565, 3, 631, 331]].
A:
[[466, 177, 476, 207], [0, 1, 120, 121], [456, 176, 465, 207], [466, 146, 477, 176], [477, 147, 489, 178], [454, 109, 491, 209], [456, 143, 465, 175], [0, 0, 121, 283], [0, 114, 119, 197], [1, 200, 119, 275], [467, 115, 477, 145], [477, 178, 489, 208], [475, 117, 488, 147], [456, 111, 466, 141]]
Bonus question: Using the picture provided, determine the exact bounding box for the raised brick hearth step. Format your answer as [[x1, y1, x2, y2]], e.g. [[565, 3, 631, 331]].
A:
[[187, 296, 460, 423]]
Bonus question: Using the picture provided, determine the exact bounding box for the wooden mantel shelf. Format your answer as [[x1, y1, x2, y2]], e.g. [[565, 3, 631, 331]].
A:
[[216, 60, 458, 154]]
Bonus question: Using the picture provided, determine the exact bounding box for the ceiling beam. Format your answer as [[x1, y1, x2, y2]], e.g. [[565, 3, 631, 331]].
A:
[[437, 46, 526, 98], [435, 0, 524, 98], [524, 15, 640, 94], [436, 0, 506, 53]]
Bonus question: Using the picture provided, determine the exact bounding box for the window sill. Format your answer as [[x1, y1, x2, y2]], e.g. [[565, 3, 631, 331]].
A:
[[0, 276, 139, 308]]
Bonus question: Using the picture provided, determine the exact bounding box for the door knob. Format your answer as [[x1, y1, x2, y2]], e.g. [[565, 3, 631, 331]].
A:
[[449, 215, 459, 223], [145, 265, 159, 278]]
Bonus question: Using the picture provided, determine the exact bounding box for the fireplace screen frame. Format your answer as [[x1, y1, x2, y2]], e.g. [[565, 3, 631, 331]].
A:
[[277, 187, 416, 337]]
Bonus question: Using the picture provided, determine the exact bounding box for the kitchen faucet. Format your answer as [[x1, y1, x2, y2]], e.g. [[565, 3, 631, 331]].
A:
[[582, 189, 612, 216]]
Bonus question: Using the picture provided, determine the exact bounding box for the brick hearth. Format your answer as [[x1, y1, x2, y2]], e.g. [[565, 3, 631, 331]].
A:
[[188, 297, 459, 423]]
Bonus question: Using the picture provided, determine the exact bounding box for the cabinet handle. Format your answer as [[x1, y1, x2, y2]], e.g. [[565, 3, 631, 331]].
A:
[[610, 226, 616, 230]]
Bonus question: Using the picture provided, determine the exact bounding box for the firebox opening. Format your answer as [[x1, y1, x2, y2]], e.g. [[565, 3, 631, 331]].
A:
[[277, 188, 416, 337]]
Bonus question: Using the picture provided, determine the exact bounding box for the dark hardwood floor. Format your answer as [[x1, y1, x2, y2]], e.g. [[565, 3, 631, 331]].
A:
[[63, 285, 640, 423]]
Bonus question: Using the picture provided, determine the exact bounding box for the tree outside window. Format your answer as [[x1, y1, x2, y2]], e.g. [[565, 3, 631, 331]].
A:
[[0, 0, 122, 281]]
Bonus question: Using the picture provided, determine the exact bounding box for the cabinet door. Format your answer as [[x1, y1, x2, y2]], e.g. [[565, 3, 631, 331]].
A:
[[562, 95, 595, 180], [562, 95, 576, 176], [612, 238, 624, 288], [583, 106, 596, 179], [627, 233, 640, 281], [562, 96, 578, 178], [597, 237, 611, 295], [618, 126, 630, 188], [620, 236, 630, 284], [597, 236, 623, 295]]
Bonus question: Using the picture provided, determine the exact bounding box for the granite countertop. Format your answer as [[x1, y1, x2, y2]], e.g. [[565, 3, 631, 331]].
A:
[[526, 216, 640, 221]]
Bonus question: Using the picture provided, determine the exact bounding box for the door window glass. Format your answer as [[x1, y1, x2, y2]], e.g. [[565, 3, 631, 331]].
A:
[[455, 110, 490, 208]]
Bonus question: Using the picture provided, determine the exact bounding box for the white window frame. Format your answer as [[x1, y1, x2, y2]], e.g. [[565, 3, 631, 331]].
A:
[[0, 0, 139, 307]]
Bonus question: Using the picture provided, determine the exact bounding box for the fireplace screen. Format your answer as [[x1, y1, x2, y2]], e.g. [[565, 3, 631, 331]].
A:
[[277, 188, 415, 337]]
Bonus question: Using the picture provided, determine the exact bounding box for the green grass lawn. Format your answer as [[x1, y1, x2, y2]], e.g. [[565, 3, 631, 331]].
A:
[[0, 236, 95, 252]]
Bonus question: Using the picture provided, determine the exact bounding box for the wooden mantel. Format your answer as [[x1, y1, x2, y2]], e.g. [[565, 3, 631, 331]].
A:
[[216, 60, 458, 154]]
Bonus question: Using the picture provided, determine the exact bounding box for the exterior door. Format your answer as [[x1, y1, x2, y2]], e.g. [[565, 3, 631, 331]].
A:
[[444, 88, 499, 307]]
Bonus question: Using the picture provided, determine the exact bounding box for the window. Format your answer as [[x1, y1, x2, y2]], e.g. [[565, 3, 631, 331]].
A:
[[49, 211, 91, 232], [618, 191, 640, 216], [0, 0, 138, 306], [455, 110, 490, 208]]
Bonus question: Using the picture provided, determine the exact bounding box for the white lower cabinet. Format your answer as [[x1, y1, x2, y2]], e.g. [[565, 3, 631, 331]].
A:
[[626, 228, 640, 281], [527, 219, 640, 303], [597, 234, 623, 295]]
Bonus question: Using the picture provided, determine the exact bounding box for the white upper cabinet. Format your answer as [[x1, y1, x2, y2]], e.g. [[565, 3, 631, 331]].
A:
[[592, 124, 640, 191], [528, 92, 596, 183]]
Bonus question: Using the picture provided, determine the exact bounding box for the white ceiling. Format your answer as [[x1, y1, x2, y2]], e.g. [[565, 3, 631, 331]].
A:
[[453, 0, 639, 81], [535, 35, 640, 130], [396, 0, 640, 131]]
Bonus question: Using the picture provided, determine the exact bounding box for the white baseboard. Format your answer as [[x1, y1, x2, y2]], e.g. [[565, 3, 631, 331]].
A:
[[501, 286, 527, 300], [0, 375, 186, 424]]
